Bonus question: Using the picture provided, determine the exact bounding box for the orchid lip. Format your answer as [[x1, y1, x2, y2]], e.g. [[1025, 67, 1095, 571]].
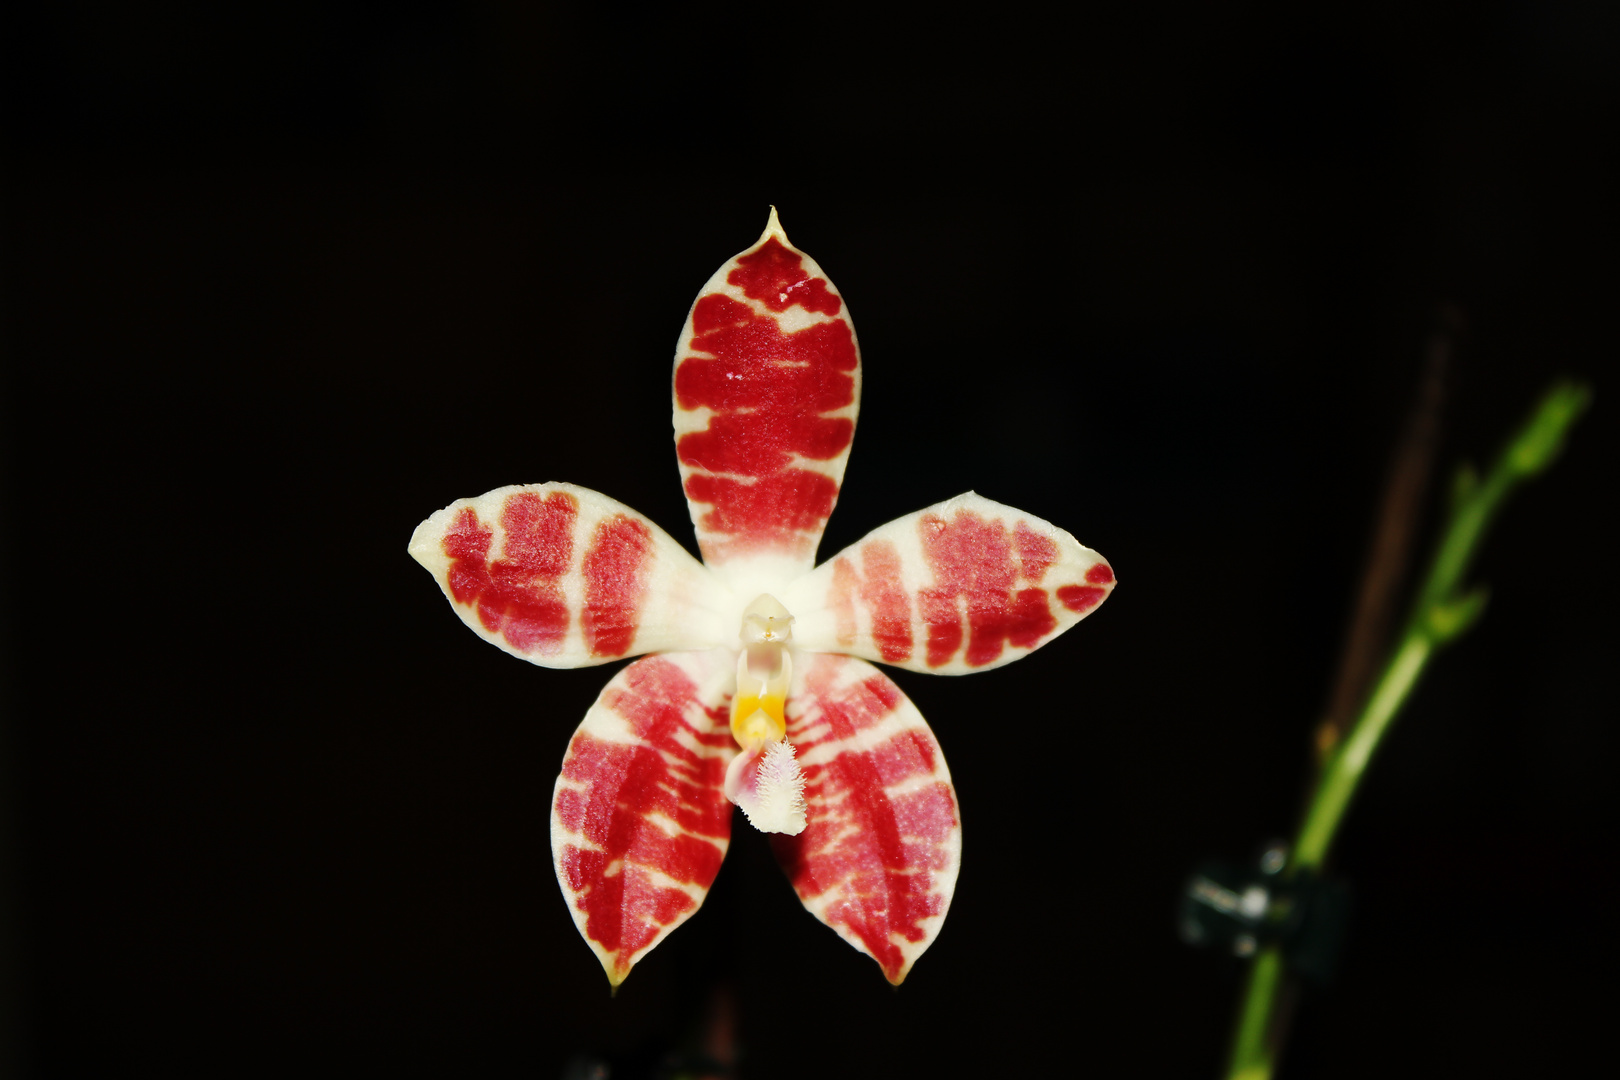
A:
[[724, 738, 808, 836]]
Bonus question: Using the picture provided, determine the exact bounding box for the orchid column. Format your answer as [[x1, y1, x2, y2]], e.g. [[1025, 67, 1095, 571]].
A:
[[410, 210, 1116, 987]]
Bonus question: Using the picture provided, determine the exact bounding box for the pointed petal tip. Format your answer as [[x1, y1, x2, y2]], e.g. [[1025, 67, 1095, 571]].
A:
[[760, 205, 789, 247]]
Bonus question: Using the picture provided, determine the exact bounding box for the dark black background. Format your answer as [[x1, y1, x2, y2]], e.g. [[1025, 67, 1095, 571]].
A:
[[3, 3, 1615, 1077]]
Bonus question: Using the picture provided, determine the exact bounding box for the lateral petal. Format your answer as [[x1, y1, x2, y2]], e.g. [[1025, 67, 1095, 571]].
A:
[[770, 652, 961, 985], [782, 491, 1115, 675], [550, 649, 738, 987], [409, 482, 731, 668], [673, 209, 862, 582]]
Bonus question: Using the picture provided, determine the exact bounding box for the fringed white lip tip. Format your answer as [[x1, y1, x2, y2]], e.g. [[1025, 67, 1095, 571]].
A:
[[726, 739, 808, 836]]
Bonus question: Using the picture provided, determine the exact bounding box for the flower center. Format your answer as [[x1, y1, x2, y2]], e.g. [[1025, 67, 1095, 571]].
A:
[[731, 593, 794, 749], [724, 594, 807, 835]]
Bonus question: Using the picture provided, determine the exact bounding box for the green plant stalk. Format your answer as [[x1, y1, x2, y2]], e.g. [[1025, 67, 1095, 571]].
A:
[[1222, 380, 1591, 1080], [1226, 946, 1284, 1080]]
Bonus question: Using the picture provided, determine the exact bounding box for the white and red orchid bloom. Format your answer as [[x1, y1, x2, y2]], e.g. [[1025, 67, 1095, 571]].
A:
[[408, 210, 1115, 988]]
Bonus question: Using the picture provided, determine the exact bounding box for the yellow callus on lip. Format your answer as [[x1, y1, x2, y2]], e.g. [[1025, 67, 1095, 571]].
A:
[[732, 697, 786, 747]]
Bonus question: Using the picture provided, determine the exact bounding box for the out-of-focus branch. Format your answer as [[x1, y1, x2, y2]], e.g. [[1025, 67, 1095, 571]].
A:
[[1224, 377, 1592, 1080], [1315, 309, 1458, 763]]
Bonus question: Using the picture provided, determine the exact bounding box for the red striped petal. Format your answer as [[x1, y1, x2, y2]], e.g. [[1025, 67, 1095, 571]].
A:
[[673, 209, 861, 578], [770, 652, 960, 984], [784, 492, 1115, 674], [410, 483, 732, 667], [550, 649, 738, 986]]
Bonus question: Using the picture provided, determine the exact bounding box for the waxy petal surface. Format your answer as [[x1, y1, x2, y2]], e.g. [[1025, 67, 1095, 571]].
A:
[[673, 210, 862, 580], [783, 492, 1115, 675], [770, 652, 960, 985], [550, 649, 738, 986], [410, 483, 730, 668]]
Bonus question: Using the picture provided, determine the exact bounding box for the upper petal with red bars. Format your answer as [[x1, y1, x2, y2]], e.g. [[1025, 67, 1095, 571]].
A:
[[782, 491, 1115, 675], [409, 482, 732, 668], [770, 651, 961, 985], [672, 209, 862, 583], [550, 648, 738, 986]]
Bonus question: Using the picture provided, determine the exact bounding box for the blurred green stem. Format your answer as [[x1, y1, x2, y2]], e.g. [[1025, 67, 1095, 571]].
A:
[[1222, 380, 1591, 1080]]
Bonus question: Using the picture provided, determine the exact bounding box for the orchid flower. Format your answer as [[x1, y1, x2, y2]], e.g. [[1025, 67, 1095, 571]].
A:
[[408, 210, 1115, 987]]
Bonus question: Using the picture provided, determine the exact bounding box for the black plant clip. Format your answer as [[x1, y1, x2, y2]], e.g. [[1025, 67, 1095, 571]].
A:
[[1178, 844, 1351, 986]]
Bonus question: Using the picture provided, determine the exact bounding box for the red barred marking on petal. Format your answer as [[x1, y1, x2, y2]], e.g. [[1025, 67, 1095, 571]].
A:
[[413, 482, 728, 669], [918, 509, 1010, 667], [675, 313, 856, 474], [674, 217, 861, 570], [920, 508, 1061, 669], [1057, 584, 1108, 614], [918, 588, 963, 668], [730, 238, 843, 315], [827, 547, 912, 661], [677, 296, 858, 415], [443, 507, 493, 567], [443, 490, 577, 655], [552, 654, 736, 985], [1008, 588, 1058, 648], [784, 492, 1113, 675], [1014, 521, 1059, 583], [858, 541, 913, 663], [771, 654, 959, 985], [582, 514, 653, 657], [444, 508, 494, 603], [830, 557, 859, 647], [681, 469, 843, 537]]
